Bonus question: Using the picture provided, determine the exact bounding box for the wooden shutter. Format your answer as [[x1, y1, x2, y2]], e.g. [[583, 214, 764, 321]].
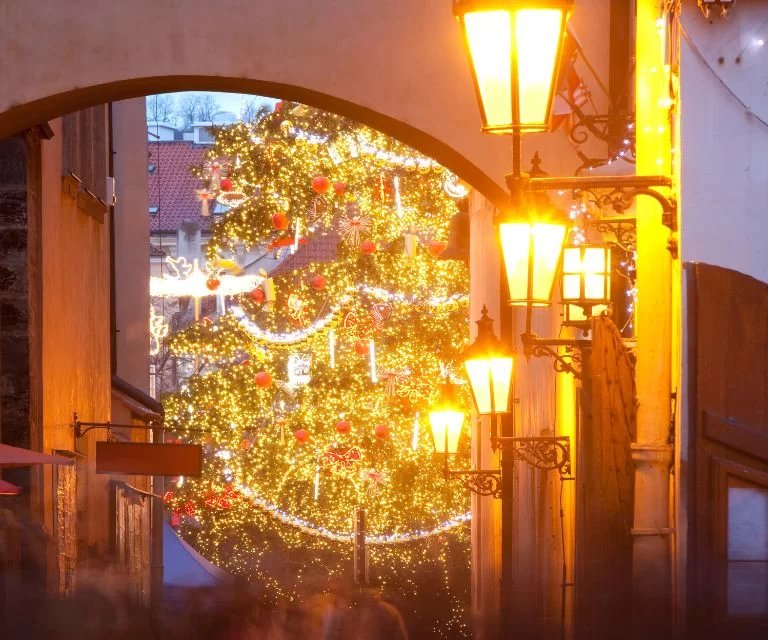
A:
[[686, 262, 768, 638]]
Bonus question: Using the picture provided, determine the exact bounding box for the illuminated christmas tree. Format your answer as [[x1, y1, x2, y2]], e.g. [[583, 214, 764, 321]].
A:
[[163, 104, 472, 636]]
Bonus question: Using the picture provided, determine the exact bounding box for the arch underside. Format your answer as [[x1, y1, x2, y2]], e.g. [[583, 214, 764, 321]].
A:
[[1, 76, 508, 207]]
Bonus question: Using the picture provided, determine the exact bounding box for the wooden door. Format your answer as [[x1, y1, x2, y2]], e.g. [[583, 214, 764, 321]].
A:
[[686, 263, 768, 638]]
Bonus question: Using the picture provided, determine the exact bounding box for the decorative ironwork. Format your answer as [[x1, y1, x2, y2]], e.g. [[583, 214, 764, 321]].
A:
[[520, 334, 585, 379], [494, 436, 572, 477], [518, 175, 677, 234], [74, 413, 164, 439], [594, 217, 637, 253], [566, 105, 636, 169], [444, 467, 503, 498]]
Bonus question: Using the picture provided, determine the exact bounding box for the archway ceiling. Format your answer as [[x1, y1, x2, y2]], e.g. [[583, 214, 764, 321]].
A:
[[0, 0, 517, 206]]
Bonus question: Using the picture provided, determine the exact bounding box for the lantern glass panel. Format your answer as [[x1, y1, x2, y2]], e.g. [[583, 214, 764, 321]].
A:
[[584, 274, 606, 300], [429, 410, 465, 454], [499, 222, 531, 303], [562, 274, 581, 300], [532, 223, 568, 301], [500, 221, 567, 306], [562, 246, 581, 273], [582, 247, 607, 273], [464, 11, 513, 130], [516, 9, 566, 127], [464, 355, 514, 414]]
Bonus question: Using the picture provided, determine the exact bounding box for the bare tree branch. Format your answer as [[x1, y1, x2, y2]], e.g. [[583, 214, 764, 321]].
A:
[[196, 94, 221, 122], [147, 94, 176, 124], [176, 94, 201, 129]]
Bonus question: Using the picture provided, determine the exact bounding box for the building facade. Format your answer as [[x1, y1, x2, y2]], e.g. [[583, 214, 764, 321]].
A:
[[0, 99, 160, 613], [0, 0, 766, 638]]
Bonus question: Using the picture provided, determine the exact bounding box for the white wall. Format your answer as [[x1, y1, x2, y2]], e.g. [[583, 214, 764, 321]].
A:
[[0, 0, 612, 208], [680, 0, 768, 284]]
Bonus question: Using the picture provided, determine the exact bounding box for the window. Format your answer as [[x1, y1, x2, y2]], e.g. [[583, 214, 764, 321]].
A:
[[727, 476, 768, 616], [62, 106, 108, 201], [149, 206, 159, 216]]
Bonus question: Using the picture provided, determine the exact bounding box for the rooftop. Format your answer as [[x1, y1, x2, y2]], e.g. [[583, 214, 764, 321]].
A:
[[148, 140, 211, 234]]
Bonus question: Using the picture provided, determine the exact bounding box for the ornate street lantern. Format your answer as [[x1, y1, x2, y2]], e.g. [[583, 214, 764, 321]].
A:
[[429, 380, 466, 455], [561, 243, 611, 326], [454, 0, 574, 133], [461, 306, 515, 415], [499, 202, 569, 306]]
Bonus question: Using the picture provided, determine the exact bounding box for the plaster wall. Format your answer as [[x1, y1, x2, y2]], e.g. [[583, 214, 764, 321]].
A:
[[40, 118, 113, 556], [113, 99, 151, 391], [680, 0, 768, 284], [0, 0, 610, 207]]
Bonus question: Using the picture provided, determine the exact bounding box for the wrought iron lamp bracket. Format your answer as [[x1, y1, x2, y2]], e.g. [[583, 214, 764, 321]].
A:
[[493, 435, 572, 477], [592, 216, 637, 253], [517, 175, 677, 233], [519, 333, 586, 379], [73, 412, 164, 439], [444, 467, 504, 499]]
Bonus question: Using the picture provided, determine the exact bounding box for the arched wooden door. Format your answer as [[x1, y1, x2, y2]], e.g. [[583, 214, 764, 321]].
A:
[[686, 262, 768, 638]]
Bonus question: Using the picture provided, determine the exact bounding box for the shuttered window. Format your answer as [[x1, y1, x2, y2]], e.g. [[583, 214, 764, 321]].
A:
[[62, 106, 108, 202]]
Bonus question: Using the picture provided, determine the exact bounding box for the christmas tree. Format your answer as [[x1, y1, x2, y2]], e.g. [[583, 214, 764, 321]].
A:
[[163, 103, 472, 637]]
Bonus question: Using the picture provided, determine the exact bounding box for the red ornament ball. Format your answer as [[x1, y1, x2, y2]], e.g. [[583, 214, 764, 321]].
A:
[[333, 181, 347, 196], [206, 277, 220, 291], [250, 287, 265, 303], [254, 371, 273, 388], [170, 514, 181, 527], [354, 340, 368, 355], [336, 420, 351, 435], [360, 240, 377, 255], [272, 212, 290, 230], [294, 428, 310, 444], [312, 175, 330, 194], [219, 177, 233, 192], [428, 240, 447, 257], [310, 274, 326, 291], [374, 424, 391, 440]]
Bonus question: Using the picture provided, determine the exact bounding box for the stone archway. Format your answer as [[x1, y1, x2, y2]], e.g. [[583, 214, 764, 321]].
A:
[[0, 0, 513, 207]]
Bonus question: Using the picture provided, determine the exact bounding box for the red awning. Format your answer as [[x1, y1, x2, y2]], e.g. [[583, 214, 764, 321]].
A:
[[0, 478, 21, 495], [0, 444, 74, 468]]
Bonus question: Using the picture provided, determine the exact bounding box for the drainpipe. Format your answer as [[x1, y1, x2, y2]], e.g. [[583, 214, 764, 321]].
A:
[[108, 104, 117, 376], [631, 1, 674, 636]]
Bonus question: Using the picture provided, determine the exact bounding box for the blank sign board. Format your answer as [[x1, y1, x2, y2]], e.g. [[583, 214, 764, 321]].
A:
[[96, 442, 202, 477]]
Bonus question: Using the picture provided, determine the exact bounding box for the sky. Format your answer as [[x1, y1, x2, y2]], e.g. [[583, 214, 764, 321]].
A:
[[147, 91, 278, 123]]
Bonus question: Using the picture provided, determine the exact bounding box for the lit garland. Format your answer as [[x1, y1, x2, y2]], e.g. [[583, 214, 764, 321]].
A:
[[239, 482, 471, 544], [164, 102, 472, 637]]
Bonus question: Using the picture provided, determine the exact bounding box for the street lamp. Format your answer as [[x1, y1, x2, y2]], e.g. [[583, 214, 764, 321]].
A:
[[454, 0, 574, 133], [429, 379, 466, 455], [432, 307, 571, 498], [461, 305, 514, 416], [561, 243, 611, 330], [499, 201, 569, 307]]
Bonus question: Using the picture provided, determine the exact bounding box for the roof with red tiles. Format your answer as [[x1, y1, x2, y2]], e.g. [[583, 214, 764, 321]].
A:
[[148, 141, 210, 233]]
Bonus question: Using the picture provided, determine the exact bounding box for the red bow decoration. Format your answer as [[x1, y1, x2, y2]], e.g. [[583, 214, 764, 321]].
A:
[[320, 446, 364, 476], [203, 485, 240, 510]]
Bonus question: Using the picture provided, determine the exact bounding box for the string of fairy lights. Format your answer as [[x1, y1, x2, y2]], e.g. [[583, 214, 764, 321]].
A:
[[161, 102, 472, 635]]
